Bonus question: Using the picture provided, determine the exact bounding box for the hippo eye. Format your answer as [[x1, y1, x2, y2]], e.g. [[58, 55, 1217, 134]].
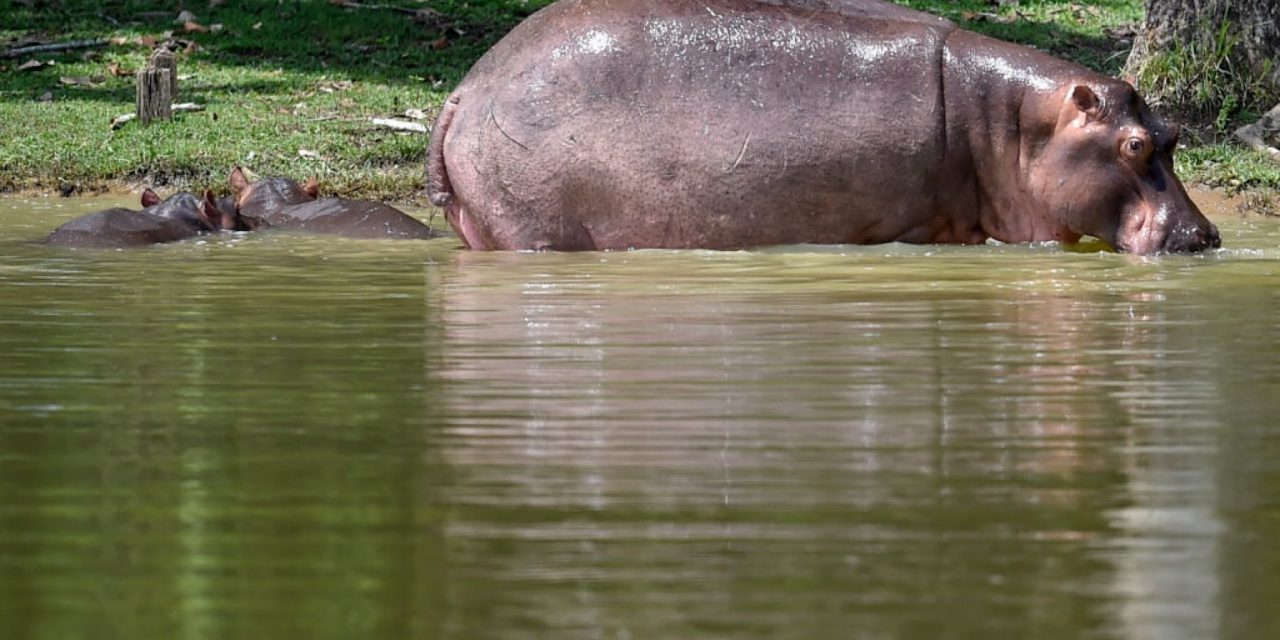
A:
[[1123, 137, 1148, 158]]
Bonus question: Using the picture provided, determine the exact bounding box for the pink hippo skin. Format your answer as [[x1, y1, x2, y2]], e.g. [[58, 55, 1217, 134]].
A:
[[426, 0, 1219, 253]]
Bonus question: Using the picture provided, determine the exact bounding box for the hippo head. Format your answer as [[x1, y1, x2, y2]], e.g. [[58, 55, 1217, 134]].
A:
[[229, 166, 319, 222], [199, 190, 262, 231], [1026, 82, 1219, 254], [140, 188, 258, 232], [140, 188, 217, 232]]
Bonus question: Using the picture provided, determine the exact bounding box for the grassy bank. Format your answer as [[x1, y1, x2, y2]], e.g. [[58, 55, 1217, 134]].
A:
[[2, 0, 1277, 203], [0, 0, 552, 201]]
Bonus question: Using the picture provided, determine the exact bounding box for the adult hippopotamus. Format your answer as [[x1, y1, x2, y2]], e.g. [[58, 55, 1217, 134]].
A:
[[229, 168, 438, 239], [426, 0, 1220, 253], [46, 190, 254, 248]]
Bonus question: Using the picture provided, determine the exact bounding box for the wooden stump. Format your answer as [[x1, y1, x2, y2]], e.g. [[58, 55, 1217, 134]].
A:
[[135, 48, 177, 125], [149, 49, 178, 99]]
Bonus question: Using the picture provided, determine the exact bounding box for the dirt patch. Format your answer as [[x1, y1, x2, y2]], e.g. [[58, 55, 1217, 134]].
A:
[[1190, 186, 1280, 218]]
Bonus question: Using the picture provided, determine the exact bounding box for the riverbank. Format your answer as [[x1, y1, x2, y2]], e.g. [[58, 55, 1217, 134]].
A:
[[3, 0, 1277, 206]]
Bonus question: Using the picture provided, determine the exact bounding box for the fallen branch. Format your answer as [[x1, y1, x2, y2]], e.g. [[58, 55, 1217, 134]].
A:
[[1234, 102, 1280, 161], [329, 0, 418, 15], [328, 0, 443, 22], [2, 38, 109, 59], [371, 117, 428, 133], [110, 102, 205, 130]]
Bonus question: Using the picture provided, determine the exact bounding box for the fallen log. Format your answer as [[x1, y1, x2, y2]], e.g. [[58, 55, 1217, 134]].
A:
[[1, 38, 108, 59]]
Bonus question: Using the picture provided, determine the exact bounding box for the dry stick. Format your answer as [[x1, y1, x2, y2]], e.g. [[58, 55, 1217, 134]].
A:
[[330, 0, 419, 16], [1, 38, 109, 58], [371, 117, 428, 133], [112, 103, 204, 130]]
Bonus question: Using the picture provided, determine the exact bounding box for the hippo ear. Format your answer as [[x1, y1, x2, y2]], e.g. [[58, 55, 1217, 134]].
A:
[[1067, 85, 1101, 126], [200, 186, 240, 230], [141, 188, 161, 208], [200, 190, 225, 228], [303, 176, 319, 199], [230, 166, 251, 197]]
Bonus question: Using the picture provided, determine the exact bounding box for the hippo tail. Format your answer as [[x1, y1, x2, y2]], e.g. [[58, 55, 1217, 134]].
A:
[[426, 95, 460, 208]]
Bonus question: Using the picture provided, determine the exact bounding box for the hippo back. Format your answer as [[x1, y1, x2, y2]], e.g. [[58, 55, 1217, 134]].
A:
[[46, 209, 203, 248], [260, 199, 437, 239], [755, 0, 952, 27], [440, 0, 958, 249]]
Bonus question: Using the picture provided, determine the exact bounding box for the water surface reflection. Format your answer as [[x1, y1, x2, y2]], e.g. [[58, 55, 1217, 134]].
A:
[[1, 195, 1278, 639]]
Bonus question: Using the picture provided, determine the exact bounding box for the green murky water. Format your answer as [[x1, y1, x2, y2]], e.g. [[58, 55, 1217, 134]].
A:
[[2, 193, 1279, 639]]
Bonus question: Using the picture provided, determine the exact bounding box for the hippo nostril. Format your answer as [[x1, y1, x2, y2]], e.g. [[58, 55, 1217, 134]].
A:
[[1206, 225, 1222, 248]]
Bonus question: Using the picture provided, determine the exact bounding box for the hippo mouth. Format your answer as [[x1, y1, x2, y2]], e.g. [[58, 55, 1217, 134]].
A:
[[1115, 205, 1221, 254]]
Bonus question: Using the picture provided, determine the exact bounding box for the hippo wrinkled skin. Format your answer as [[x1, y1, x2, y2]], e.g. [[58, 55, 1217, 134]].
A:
[[427, 0, 1219, 254]]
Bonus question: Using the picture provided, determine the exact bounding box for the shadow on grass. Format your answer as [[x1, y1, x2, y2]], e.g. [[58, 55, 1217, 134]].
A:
[[1, 0, 550, 96], [901, 0, 1138, 74], [3, 0, 1134, 91]]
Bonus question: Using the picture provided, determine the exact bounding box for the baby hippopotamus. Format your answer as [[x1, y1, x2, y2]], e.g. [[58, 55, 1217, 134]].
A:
[[46, 189, 255, 248], [228, 168, 437, 240], [427, 0, 1220, 254]]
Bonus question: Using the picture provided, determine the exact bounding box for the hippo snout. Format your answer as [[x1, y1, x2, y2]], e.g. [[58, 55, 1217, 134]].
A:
[[1163, 220, 1221, 253]]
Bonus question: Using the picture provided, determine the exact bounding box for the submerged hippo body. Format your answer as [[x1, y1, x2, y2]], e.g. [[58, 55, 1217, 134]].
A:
[[427, 0, 1219, 253], [229, 168, 437, 239], [254, 199, 439, 239], [45, 208, 207, 248], [46, 190, 251, 248]]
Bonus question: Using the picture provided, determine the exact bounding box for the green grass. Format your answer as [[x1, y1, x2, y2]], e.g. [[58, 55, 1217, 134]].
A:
[[1, 0, 1277, 201], [0, 0, 551, 200]]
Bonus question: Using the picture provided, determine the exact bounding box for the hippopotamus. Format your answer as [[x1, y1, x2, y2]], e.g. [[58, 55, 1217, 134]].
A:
[[229, 168, 438, 239], [46, 189, 254, 248], [426, 0, 1220, 254]]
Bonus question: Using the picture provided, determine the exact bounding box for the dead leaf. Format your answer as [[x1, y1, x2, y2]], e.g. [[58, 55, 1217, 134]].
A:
[[252, 21, 263, 30], [318, 80, 354, 93], [183, 21, 208, 34], [139, 35, 158, 48], [183, 41, 200, 54], [107, 62, 135, 77], [109, 36, 130, 46], [404, 108, 426, 120], [17, 59, 48, 72], [431, 36, 449, 51], [37, 91, 52, 102], [298, 149, 320, 159], [209, 23, 224, 33], [59, 76, 101, 86], [208, 0, 225, 8]]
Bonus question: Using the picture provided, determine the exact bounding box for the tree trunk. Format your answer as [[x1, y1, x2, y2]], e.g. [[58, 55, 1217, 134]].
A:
[[1124, 0, 1280, 120]]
